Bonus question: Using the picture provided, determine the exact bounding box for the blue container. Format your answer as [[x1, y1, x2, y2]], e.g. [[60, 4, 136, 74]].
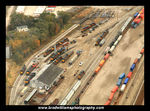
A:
[[131, 22, 135, 27], [119, 73, 125, 79], [116, 79, 122, 86], [124, 78, 129, 84], [134, 12, 139, 18], [133, 24, 138, 29], [130, 64, 136, 71]]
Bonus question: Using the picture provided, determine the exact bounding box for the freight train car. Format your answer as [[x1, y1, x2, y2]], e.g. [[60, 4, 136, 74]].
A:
[[24, 89, 37, 104], [20, 65, 26, 75], [77, 70, 85, 80]]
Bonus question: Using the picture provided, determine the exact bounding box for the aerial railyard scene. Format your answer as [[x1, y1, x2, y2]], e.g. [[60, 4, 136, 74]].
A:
[[6, 6, 144, 106]]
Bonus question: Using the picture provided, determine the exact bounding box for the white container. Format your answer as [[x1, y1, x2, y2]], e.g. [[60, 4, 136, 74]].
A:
[[65, 90, 74, 101], [137, 54, 142, 60], [120, 84, 126, 92], [109, 45, 115, 53], [72, 80, 81, 92], [60, 99, 67, 105], [114, 40, 119, 46], [117, 35, 122, 41]]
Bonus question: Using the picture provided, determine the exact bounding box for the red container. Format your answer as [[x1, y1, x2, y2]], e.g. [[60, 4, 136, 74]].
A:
[[109, 92, 114, 101], [140, 48, 144, 54], [104, 53, 110, 60], [104, 100, 111, 105], [140, 14, 144, 20], [127, 72, 133, 79], [134, 58, 138, 64], [111, 86, 119, 93], [95, 66, 101, 74], [134, 18, 141, 24]]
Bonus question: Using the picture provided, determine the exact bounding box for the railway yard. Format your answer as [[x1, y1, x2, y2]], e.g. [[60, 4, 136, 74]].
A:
[[8, 6, 144, 105]]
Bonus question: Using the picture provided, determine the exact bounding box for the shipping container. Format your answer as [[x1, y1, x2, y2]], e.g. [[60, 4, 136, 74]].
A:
[[124, 78, 129, 84], [108, 45, 115, 53], [120, 84, 126, 92], [140, 48, 144, 54], [104, 47, 110, 55], [111, 86, 119, 93], [109, 92, 114, 101], [60, 99, 67, 105], [104, 53, 110, 60], [99, 59, 105, 67], [135, 18, 141, 24], [119, 73, 125, 79], [130, 64, 136, 72], [65, 90, 74, 101], [114, 40, 119, 46], [116, 78, 122, 86], [134, 12, 139, 18], [127, 72, 133, 79], [133, 58, 138, 64], [95, 66, 101, 73], [104, 100, 111, 105], [137, 54, 142, 60], [72, 81, 81, 92]]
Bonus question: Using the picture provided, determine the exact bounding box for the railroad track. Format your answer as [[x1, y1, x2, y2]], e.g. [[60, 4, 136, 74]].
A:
[[120, 58, 144, 105], [66, 6, 143, 105]]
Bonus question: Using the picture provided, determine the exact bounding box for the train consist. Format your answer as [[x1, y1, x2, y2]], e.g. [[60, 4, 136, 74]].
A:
[[95, 30, 109, 46], [104, 47, 144, 105], [131, 8, 144, 28], [81, 22, 96, 33]]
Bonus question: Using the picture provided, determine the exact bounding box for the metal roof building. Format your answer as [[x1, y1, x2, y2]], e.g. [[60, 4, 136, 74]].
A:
[[30, 63, 64, 89]]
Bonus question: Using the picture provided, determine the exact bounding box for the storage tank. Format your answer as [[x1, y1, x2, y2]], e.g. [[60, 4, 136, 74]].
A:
[[130, 64, 136, 72], [20, 86, 29, 97], [69, 55, 78, 65], [120, 84, 126, 92]]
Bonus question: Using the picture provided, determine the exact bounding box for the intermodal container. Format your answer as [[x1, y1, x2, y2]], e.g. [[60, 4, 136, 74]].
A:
[[119, 73, 125, 79], [104, 100, 111, 105], [130, 64, 136, 72], [120, 84, 126, 92], [124, 78, 129, 84], [117, 35, 122, 41], [116, 79, 122, 86], [135, 18, 141, 24], [137, 54, 142, 60], [104, 53, 110, 60], [109, 92, 114, 101], [114, 40, 119, 46], [111, 86, 119, 93], [140, 14, 144, 20], [140, 48, 144, 54], [127, 72, 133, 79], [133, 58, 138, 64], [95, 66, 101, 73], [99, 59, 105, 67]]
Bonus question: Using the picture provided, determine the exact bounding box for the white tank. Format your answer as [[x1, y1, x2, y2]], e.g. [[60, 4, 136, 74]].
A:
[[60, 99, 67, 105], [20, 86, 29, 97], [69, 55, 78, 65], [109, 45, 115, 53], [117, 35, 122, 41], [120, 84, 126, 92], [72, 80, 81, 92], [114, 40, 119, 46], [137, 54, 142, 60], [65, 90, 74, 101]]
